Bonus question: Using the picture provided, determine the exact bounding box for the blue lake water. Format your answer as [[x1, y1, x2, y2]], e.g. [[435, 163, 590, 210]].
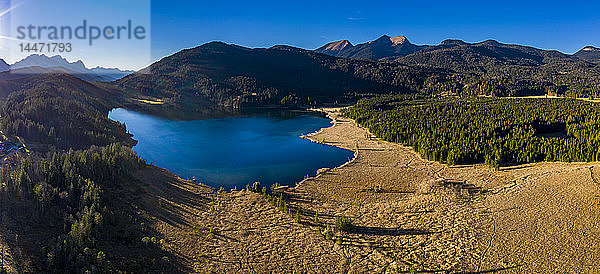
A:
[[108, 108, 354, 189]]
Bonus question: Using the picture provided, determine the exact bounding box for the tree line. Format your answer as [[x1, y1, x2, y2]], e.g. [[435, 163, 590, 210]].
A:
[[344, 95, 600, 168], [0, 74, 134, 150], [3, 144, 169, 272]]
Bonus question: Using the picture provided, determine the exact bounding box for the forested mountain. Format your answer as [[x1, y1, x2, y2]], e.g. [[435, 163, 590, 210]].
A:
[[2, 144, 171, 272], [315, 35, 426, 60], [0, 73, 133, 149], [0, 69, 172, 271], [114, 41, 457, 110], [573, 46, 600, 63], [396, 39, 577, 69], [115, 40, 600, 111]]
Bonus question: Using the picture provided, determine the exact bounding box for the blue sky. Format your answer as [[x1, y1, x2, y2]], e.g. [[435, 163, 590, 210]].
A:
[[151, 0, 599, 59], [2, 0, 599, 70], [2, 0, 150, 70]]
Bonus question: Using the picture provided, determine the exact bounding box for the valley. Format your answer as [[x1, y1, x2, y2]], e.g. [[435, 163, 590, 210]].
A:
[[0, 35, 598, 272], [112, 107, 600, 272]]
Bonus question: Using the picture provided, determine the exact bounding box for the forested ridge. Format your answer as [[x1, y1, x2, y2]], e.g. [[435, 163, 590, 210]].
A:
[[344, 95, 600, 168], [395, 41, 600, 98], [115, 42, 443, 109], [0, 74, 171, 272], [0, 74, 134, 150], [114, 41, 600, 113], [2, 144, 172, 272]]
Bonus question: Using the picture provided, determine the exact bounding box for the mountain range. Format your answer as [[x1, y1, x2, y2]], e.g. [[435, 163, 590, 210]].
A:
[[315, 35, 600, 65], [315, 35, 427, 60], [111, 36, 600, 113], [1, 35, 599, 115], [0, 54, 134, 82], [3, 36, 597, 89]]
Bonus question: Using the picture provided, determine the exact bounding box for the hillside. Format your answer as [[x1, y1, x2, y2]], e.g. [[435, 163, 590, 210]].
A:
[[0, 73, 134, 149], [315, 36, 589, 68], [114, 41, 455, 111], [396, 39, 577, 70], [0, 59, 9, 72], [114, 40, 600, 112], [573, 46, 600, 64], [392, 40, 600, 97], [0, 144, 175, 272]]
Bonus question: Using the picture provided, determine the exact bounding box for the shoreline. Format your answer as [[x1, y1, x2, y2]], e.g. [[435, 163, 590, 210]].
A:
[[287, 106, 600, 272], [113, 107, 357, 190], [134, 106, 600, 272], [297, 107, 359, 187]]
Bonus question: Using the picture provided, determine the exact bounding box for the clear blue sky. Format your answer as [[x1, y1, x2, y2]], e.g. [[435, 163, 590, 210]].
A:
[[151, 0, 599, 61], [2, 0, 599, 70]]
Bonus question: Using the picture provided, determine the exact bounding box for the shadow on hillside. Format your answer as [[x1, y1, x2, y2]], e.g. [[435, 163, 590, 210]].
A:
[[133, 166, 211, 228]]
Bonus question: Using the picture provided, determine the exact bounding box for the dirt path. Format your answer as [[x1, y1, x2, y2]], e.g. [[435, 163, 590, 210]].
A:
[[135, 107, 600, 273]]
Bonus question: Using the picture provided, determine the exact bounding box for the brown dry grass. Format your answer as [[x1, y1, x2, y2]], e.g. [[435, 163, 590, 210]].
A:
[[132, 107, 600, 273]]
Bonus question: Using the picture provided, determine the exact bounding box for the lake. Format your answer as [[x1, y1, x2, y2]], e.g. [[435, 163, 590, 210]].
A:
[[108, 108, 354, 189]]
